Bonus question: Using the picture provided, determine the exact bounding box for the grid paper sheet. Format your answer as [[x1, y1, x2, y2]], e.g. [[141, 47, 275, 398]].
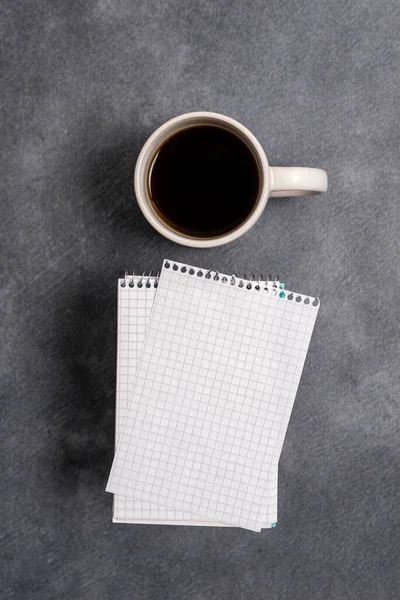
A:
[[107, 260, 319, 531], [113, 277, 185, 521], [114, 276, 277, 527]]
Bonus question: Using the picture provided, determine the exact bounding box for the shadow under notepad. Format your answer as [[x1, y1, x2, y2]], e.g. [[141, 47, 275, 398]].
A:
[[51, 281, 116, 501]]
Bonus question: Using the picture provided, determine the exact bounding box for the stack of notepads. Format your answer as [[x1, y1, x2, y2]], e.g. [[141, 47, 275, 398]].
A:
[[106, 260, 319, 531]]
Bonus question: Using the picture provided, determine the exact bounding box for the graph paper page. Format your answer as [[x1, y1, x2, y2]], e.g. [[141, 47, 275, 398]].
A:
[[114, 276, 277, 527], [108, 261, 319, 531]]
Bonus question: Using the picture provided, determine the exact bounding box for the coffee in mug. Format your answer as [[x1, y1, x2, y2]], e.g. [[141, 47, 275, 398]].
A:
[[148, 126, 260, 238]]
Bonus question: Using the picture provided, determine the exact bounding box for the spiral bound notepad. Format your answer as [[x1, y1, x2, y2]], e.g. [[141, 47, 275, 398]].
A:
[[108, 260, 319, 531], [113, 273, 278, 527]]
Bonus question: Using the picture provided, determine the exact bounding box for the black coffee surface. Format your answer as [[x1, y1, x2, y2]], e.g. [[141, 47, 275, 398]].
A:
[[149, 126, 260, 237]]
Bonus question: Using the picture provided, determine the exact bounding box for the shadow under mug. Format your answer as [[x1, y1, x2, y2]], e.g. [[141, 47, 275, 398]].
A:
[[134, 111, 328, 248]]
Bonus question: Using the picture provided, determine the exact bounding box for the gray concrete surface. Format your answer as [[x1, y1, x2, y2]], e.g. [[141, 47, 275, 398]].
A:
[[1, 0, 399, 598]]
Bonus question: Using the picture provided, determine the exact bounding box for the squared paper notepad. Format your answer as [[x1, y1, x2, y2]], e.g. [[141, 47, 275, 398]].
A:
[[113, 274, 277, 527], [108, 261, 319, 531], [114, 275, 203, 524]]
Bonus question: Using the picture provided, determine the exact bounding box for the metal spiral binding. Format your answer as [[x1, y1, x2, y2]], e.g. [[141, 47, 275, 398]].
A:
[[120, 271, 160, 288], [164, 261, 279, 290], [164, 261, 319, 306]]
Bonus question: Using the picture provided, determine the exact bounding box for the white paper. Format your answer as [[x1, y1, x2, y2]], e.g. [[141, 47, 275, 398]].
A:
[[108, 261, 319, 531], [113, 274, 277, 527]]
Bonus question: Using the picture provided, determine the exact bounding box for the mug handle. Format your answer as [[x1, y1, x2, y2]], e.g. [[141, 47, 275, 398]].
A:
[[269, 167, 328, 197]]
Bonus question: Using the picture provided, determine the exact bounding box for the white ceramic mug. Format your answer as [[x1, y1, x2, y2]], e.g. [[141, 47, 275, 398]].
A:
[[134, 111, 328, 248]]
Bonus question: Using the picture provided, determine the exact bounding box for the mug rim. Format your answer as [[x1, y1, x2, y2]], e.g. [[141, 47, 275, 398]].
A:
[[134, 111, 270, 248]]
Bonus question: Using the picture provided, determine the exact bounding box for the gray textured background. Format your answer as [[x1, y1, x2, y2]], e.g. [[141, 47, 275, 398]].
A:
[[1, 0, 399, 598]]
